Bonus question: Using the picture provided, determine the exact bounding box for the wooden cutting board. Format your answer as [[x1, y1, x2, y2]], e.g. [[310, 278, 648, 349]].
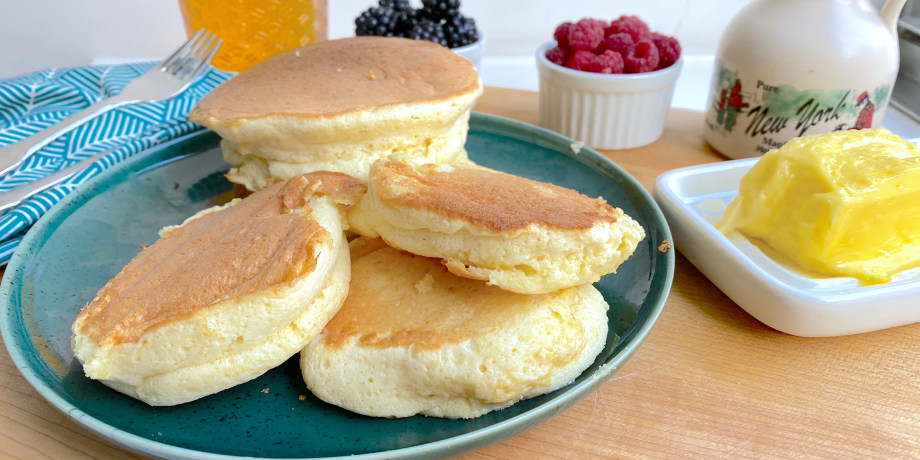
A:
[[3, 86, 919, 459]]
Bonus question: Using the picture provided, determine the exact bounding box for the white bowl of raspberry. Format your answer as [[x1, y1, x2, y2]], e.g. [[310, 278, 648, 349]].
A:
[[536, 16, 683, 150]]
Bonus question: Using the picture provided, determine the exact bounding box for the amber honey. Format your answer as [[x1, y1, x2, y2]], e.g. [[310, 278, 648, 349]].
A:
[[178, 0, 327, 72]]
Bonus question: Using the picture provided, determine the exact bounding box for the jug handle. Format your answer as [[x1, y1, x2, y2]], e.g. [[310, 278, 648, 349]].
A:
[[880, 0, 908, 35]]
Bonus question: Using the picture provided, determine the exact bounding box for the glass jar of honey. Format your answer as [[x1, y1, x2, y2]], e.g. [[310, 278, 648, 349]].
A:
[[178, 0, 327, 72]]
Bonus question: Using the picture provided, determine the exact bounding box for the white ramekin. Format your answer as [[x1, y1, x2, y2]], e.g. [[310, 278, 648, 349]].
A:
[[536, 41, 683, 150], [453, 33, 486, 73]]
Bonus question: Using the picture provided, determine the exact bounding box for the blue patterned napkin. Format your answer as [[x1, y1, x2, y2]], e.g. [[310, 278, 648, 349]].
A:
[[0, 62, 232, 265]]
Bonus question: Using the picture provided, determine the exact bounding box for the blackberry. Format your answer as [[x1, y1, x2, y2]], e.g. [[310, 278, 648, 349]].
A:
[[443, 14, 479, 48], [393, 8, 421, 37], [406, 17, 448, 47], [420, 0, 460, 20], [355, 7, 399, 36], [378, 0, 412, 12], [355, 0, 479, 49]]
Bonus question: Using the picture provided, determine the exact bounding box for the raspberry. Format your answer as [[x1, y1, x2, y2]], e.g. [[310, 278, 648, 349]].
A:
[[652, 32, 681, 69], [554, 22, 575, 50], [606, 15, 651, 42], [600, 32, 633, 55], [565, 50, 596, 71], [548, 15, 681, 74], [576, 18, 607, 33], [567, 21, 605, 51], [546, 46, 568, 66], [587, 50, 625, 74], [623, 38, 660, 73]]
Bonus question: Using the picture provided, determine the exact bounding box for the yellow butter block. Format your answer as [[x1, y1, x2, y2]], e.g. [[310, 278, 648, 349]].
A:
[[718, 128, 920, 284]]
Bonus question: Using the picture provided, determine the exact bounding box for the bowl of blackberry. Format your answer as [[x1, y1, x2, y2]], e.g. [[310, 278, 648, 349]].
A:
[[355, 0, 484, 70], [537, 16, 683, 150]]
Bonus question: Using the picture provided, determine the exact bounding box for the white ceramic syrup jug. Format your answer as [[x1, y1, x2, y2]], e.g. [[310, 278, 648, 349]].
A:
[[703, 0, 907, 159]]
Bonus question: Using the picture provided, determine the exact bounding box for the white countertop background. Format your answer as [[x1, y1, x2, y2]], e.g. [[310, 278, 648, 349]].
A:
[[1, 0, 917, 137]]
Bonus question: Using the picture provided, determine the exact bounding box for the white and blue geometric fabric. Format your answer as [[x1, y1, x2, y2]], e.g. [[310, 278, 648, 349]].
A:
[[0, 62, 231, 265]]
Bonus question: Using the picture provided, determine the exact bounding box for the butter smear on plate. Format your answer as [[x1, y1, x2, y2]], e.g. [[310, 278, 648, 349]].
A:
[[718, 128, 920, 284]]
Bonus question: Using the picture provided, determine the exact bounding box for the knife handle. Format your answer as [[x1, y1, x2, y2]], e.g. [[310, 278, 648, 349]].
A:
[[0, 94, 133, 178], [0, 145, 116, 213]]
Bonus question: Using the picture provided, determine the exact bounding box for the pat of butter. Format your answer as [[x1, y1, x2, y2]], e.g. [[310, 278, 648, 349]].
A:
[[717, 128, 920, 284]]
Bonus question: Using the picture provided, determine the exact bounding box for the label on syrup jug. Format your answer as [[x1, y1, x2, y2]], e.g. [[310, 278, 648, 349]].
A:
[[703, 60, 892, 159]]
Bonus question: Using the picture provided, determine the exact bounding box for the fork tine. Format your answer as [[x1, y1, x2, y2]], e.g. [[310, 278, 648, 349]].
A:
[[181, 33, 219, 79], [187, 37, 222, 79], [169, 31, 217, 79], [166, 31, 209, 76], [160, 28, 206, 72]]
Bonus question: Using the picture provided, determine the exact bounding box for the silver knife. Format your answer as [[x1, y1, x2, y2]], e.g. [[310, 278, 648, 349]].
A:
[[0, 145, 120, 213], [0, 103, 131, 179]]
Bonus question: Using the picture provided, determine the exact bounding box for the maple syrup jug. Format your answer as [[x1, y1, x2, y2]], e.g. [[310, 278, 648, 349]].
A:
[[703, 0, 907, 159]]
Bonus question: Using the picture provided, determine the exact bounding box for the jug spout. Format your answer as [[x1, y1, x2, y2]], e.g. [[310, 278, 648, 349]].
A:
[[879, 0, 908, 35]]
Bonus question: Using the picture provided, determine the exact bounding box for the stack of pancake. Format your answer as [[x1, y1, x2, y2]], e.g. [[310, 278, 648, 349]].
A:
[[72, 172, 366, 406], [187, 36, 482, 191], [71, 37, 647, 418], [302, 159, 645, 418]]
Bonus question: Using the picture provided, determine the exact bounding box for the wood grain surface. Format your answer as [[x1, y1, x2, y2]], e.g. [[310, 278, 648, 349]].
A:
[[3, 86, 919, 459]]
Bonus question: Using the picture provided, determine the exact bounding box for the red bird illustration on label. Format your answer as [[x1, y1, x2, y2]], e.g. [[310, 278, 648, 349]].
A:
[[852, 91, 874, 130]]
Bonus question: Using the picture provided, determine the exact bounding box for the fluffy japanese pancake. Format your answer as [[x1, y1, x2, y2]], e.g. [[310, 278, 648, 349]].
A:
[[71, 172, 366, 406], [300, 237, 609, 419], [347, 160, 647, 294], [188, 36, 482, 191]]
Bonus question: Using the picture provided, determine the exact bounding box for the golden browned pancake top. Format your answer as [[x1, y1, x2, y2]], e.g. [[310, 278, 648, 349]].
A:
[[320, 238, 585, 350], [76, 172, 365, 345], [373, 161, 620, 231], [188, 36, 480, 122]]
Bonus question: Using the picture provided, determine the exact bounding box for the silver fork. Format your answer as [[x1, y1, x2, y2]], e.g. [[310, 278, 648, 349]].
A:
[[0, 29, 221, 179]]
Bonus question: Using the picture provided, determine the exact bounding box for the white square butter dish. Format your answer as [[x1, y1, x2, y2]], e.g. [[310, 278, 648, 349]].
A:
[[653, 159, 920, 337]]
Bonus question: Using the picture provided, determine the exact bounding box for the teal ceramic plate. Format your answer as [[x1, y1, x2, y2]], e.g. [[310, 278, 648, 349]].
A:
[[0, 113, 673, 459]]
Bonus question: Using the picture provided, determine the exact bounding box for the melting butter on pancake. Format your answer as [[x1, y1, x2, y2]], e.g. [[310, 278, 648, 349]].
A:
[[71, 172, 365, 406], [188, 36, 483, 189], [347, 160, 647, 294], [300, 237, 609, 419]]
